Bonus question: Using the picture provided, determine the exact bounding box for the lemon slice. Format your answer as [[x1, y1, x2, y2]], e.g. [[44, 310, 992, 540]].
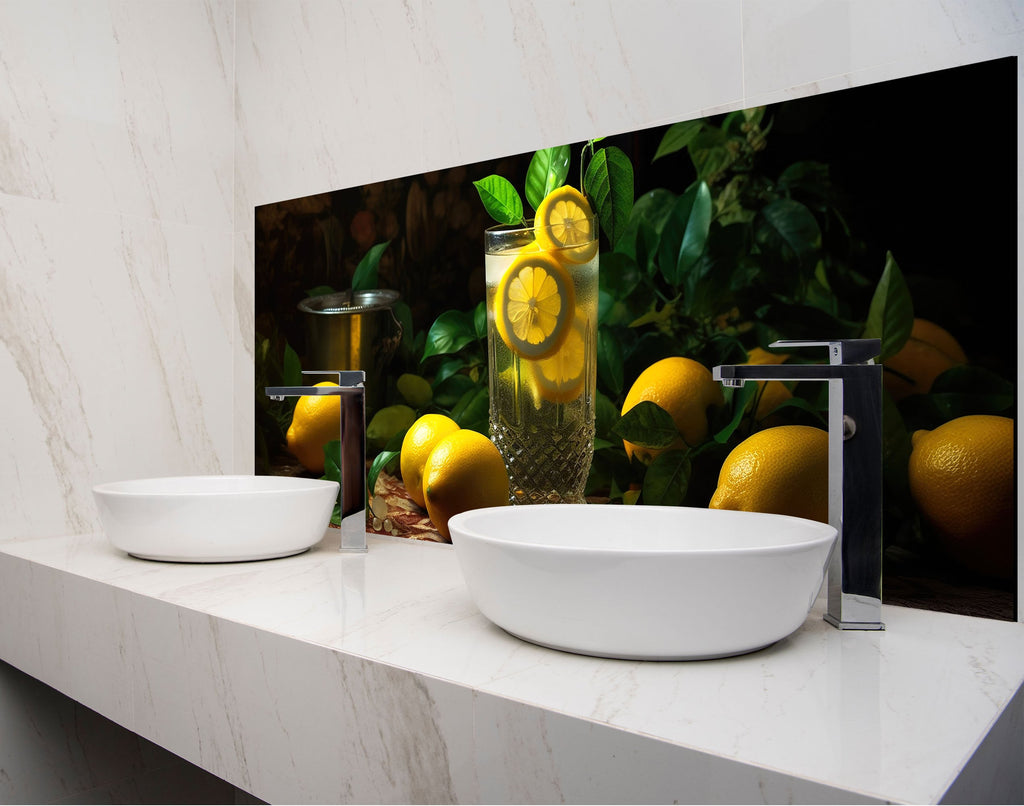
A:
[[534, 313, 588, 403], [535, 186, 598, 264], [495, 250, 575, 360]]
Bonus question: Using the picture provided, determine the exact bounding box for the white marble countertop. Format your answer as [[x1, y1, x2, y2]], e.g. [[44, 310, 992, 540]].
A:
[[1, 529, 1022, 804]]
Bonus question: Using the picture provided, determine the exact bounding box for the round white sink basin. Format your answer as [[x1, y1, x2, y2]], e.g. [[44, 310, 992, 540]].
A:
[[93, 475, 339, 563], [448, 504, 837, 661]]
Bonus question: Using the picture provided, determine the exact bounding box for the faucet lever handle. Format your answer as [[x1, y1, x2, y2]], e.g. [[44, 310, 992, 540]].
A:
[[301, 369, 366, 387], [769, 338, 880, 365]]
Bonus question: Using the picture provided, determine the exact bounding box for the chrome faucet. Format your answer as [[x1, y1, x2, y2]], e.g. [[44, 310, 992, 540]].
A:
[[713, 339, 884, 630], [266, 370, 368, 553]]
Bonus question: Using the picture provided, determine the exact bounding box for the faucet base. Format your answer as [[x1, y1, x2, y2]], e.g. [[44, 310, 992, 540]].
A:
[[823, 613, 886, 631]]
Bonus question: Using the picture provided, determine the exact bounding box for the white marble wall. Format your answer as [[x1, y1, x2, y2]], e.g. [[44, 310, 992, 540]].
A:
[[0, 0, 1021, 802], [1, 0, 235, 542]]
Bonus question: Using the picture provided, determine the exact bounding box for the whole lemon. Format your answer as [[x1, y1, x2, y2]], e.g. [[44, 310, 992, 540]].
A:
[[709, 425, 829, 523], [423, 430, 510, 540], [884, 318, 967, 400], [400, 414, 461, 508], [909, 415, 1014, 579], [366, 404, 417, 451], [620, 357, 725, 462], [286, 382, 341, 473]]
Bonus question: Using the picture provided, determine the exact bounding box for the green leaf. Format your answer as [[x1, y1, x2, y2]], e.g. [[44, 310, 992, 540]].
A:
[[611, 400, 679, 450], [367, 449, 400, 500], [322, 440, 341, 484], [351, 240, 391, 292], [305, 284, 336, 297], [450, 385, 489, 433], [422, 309, 477, 360], [653, 120, 704, 162], [584, 146, 634, 248], [282, 342, 302, 386], [596, 326, 625, 397], [472, 175, 524, 225], [863, 252, 914, 362], [432, 372, 475, 408], [755, 198, 821, 267], [642, 449, 691, 506], [712, 383, 758, 443], [657, 181, 712, 286], [473, 300, 487, 341], [594, 390, 621, 441], [525, 145, 571, 211]]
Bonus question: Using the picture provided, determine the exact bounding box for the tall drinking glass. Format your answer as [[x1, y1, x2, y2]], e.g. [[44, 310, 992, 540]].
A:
[[485, 213, 598, 504]]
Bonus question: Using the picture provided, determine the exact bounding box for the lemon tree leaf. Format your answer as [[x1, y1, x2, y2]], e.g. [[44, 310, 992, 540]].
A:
[[596, 326, 624, 397], [473, 175, 524, 225], [351, 240, 391, 291], [712, 382, 758, 443], [525, 145, 571, 211], [755, 198, 821, 267], [282, 341, 302, 386], [652, 120, 704, 162], [642, 449, 691, 506], [611, 400, 678, 449], [451, 385, 489, 433], [584, 146, 634, 249], [658, 180, 712, 286], [473, 300, 487, 341], [863, 251, 913, 362], [422, 309, 477, 360], [367, 449, 400, 501]]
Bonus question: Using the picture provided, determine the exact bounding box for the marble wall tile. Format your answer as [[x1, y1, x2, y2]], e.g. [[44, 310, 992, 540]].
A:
[[742, 0, 1024, 102], [0, 193, 233, 540], [1, 0, 235, 541], [0, 0, 235, 227]]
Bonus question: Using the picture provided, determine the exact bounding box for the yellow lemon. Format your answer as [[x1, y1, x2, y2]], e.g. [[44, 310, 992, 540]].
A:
[[752, 381, 792, 423], [884, 318, 967, 400], [533, 313, 588, 403], [400, 414, 461, 508], [620, 357, 725, 462], [745, 346, 789, 365], [423, 430, 510, 540], [366, 404, 416, 451], [909, 415, 1014, 579], [741, 346, 792, 423], [494, 250, 575, 360], [286, 382, 341, 473], [534, 185, 598, 264], [709, 425, 829, 523]]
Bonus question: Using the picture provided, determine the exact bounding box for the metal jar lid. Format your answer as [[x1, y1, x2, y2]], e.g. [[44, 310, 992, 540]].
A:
[[297, 289, 400, 315]]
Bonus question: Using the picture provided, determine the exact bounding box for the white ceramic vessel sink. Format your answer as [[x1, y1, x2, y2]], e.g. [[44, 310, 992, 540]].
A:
[[93, 475, 339, 563], [448, 504, 837, 661]]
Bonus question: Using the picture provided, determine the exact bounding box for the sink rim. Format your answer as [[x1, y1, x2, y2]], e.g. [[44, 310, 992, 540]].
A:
[[93, 474, 338, 497], [449, 503, 837, 555]]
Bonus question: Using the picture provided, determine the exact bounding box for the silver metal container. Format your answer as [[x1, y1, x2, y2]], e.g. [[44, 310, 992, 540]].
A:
[[298, 289, 402, 414]]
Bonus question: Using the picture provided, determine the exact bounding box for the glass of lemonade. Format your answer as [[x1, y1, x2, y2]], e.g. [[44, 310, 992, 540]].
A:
[[484, 187, 598, 504]]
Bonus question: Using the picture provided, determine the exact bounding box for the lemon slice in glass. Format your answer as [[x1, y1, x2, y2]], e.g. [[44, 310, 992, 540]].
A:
[[535, 185, 598, 265], [534, 313, 588, 403], [495, 250, 575, 360]]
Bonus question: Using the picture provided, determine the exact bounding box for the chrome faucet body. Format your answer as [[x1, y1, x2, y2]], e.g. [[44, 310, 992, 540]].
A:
[[713, 339, 884, 630], [266, 370, 368, 553]]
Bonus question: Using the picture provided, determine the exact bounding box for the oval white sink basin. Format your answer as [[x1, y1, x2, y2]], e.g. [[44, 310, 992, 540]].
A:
[[448, 504, 837, 661], [93, 475, 339, 563]]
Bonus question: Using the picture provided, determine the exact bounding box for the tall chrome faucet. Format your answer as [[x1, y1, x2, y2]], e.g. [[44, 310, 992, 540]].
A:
[[266, 370, 368, 553], [713, 339, 884, 630]]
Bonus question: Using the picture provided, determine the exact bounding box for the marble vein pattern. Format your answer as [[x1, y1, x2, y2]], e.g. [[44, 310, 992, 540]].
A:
[[0, 0, 235, 540], [1, 532, 1022, 803]]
